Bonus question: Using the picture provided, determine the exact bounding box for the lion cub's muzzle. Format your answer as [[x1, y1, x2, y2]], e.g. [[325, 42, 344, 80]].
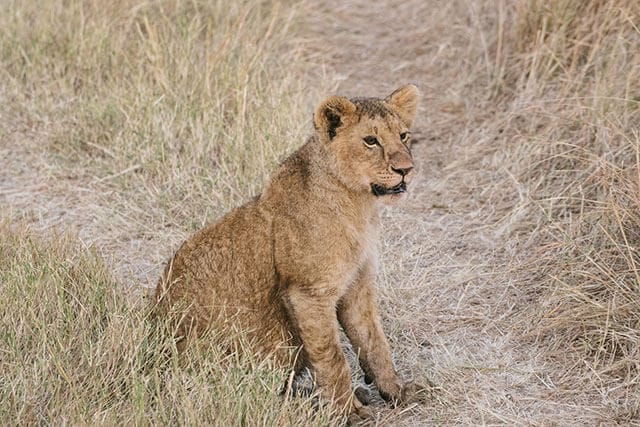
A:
[[371, 181, 407, 196], [371, 153, 415, 197], [390, 165, 413, 177], [370, 168, 414, 197]]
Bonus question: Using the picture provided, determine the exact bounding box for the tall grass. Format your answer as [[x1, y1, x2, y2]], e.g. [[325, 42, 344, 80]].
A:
[[3, 0, 638, 423], [494, 0, 640, 411], [0, 0, 338, 424], [0, 0, 314, 228], [0, 223, 334, 425]]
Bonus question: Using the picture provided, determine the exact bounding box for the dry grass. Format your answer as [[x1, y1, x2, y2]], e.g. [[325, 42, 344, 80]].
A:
[[1, 0, 319, 279], [458, 0, 640, 421], [0, 223, 335, 425], [0, 0, 336, 424], [2, 0, 640, 424]]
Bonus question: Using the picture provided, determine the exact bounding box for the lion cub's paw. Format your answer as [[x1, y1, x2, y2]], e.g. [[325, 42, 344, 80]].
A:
[[353, 384, 373, 406], [381, 380, 436, 406], [399, 380, 436, 404], [347, 401, 375, 426]]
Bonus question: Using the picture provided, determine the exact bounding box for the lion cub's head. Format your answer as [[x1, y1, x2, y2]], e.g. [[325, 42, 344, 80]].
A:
[[313, 84, 419, 203]]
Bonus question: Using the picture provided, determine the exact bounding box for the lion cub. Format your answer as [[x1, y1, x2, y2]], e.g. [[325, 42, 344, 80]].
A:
[[156, 84, 424, 418]]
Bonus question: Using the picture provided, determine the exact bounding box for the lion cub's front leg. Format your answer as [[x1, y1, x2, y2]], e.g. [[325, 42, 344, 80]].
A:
[[286, 287, 371, 419], [337, 266, 424, 405]]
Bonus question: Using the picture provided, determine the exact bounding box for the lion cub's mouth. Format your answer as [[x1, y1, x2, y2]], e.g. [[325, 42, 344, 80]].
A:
[[371, 181, 407, 196]]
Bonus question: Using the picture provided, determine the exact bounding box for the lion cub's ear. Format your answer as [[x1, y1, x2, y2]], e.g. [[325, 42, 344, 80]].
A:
[[314, 96, 357, 142], [386, 84, 419, 127]]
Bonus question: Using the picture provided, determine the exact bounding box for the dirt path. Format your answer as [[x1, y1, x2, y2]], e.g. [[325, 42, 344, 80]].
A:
[[0, 0, 605, 424], [302, 1, 592, 424]]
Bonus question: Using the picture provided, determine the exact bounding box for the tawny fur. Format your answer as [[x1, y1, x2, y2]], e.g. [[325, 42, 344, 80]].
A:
[[155, 84, 424, 419]]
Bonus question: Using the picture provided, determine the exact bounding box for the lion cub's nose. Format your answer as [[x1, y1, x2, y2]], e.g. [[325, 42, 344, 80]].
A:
[[390, 165, 413, 177]]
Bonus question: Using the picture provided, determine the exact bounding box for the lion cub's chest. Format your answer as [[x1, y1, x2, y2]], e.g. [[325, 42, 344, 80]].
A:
[[275, 208, 379, 296], [319, 215, 380, 295]]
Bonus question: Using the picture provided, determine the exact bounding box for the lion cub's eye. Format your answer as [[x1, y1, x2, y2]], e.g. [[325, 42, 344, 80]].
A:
[[363, 136, 380, 148], [400, 132, 410, 143]]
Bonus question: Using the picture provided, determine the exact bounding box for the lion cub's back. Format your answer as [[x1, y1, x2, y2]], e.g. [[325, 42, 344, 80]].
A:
[[155, 200, 277, 335]]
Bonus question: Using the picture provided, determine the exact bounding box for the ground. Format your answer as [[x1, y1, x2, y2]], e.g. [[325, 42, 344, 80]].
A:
[[1, 0, 637, 425], [302, 1, 580, 424]]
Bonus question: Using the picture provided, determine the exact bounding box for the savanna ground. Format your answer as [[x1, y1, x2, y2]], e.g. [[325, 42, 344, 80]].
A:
[[1, 0, 639, 425]]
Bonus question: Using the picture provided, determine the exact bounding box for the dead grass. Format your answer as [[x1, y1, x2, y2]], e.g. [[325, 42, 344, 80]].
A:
[[0, 0, 319, 280], [0, 223, 336, 425], [0, 0, 336, 424], [2, 0, 640, 424], [474, 0, 640, 421]]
